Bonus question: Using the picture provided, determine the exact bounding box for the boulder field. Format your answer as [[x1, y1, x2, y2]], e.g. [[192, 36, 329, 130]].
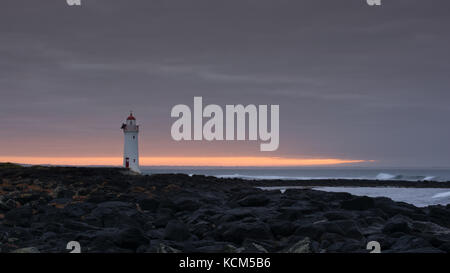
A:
[[0, 163, 449, 253]]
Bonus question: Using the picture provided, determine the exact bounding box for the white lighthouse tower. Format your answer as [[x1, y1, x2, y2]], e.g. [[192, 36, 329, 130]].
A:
[[121, 112, 140, 173]]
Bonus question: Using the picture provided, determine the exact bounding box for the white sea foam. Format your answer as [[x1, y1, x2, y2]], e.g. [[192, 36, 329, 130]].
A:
[[215, 173, 442, 182], [432, 191, 450, 199], [259, 186, 450, 207], [375, 173, 397, 180], [215, 174, 357, 180]]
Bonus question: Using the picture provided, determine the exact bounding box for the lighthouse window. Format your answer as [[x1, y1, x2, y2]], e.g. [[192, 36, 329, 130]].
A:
[[133, 159, 136, 162], [133, 136, 135, 139]]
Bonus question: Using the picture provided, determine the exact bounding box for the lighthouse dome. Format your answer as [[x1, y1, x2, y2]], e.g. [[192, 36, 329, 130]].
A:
[[127, 113, 136, 120]]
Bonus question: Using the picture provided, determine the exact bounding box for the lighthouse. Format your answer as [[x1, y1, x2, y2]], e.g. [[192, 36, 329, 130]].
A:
[[121, 112, 140, 173]]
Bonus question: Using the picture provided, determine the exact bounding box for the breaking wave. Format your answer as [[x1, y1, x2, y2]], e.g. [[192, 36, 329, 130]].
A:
[[215, 173, 442, 182], [432, 191, 450, 198]]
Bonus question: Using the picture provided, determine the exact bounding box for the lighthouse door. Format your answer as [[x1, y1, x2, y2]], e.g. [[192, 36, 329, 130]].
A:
[[125, 157, 130, 168]]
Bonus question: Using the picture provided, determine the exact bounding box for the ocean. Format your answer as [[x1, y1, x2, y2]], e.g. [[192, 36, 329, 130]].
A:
[[141, 167, 450, 207]]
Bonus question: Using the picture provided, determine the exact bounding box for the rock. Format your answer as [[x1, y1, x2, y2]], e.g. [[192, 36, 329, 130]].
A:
[[223, 244, 245, 253], [383, 215, 412, 234], [327, 240, 364, 253], [164, 220, 190, 242], [341, 196, 375, 210], [324, 220, 364, 240], [89, 201, 140, 227], [237, 194, 270, 207], [277, 206, 317, 221], [63, 202, 96, 218], [86, 227, 148, 251], [270, 221, 296, 238], [403, 247, 445, 253], [219, 221, 273, 244], [295, 224, 325, 240], [324, 211, 355, 221], [5, 206, 33, 227], [248, 243, 269, 253], [138, 198, 159, 212], [96, 201, 133, 209], [157, 243, 181, 253], [374, 198, 418, 217], [437, 242, 450, 252], [10, 247, 40, 253], [281, 237, 312, 253], [191, 221, 213, 238], [40, 232, 57, 242], [8, 237, 19, 243], [57, 189, 75, 199], [0, 197, 18, 211], [390, 235, 431, 251], [174, 197, 201, 211], [428, 206, 450, 227], [366, 234, 395, 249], [114, 227, 148, 250]]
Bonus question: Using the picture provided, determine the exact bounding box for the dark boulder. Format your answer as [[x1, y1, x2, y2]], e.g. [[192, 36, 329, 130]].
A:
[[270, 221, 296, 238], [114, 227, 149, 250], [174, 197, 202, 211], [382, 215, 412, 234], [341, 196, 375, 211], [5, 206, 33, 227], [237, 194, 270, 207], [138, 198, 160, 212], [389, 235, 431, 251], [324, 211, 355, 221], [164, 220, 190, 242], [218, 221, 273, 244], [0, 197, 17, 211], [295, 223, 326, 240]]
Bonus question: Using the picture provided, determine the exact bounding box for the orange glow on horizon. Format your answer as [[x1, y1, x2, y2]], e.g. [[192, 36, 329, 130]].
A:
[[0, 156, 369, 167]]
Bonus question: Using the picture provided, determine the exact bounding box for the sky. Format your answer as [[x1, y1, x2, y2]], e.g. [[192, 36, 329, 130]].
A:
[[0, 0, 450, 167]]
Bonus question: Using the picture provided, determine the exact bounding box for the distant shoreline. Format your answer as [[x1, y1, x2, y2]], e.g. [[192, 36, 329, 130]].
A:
[[2, 162, 450, 188]]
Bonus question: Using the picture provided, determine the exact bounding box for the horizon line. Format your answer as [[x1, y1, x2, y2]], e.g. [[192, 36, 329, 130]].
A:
[[0, 156, 370, 167]]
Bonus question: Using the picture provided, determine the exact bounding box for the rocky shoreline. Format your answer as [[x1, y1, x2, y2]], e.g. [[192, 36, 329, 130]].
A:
[[1, 163, 450, 253]]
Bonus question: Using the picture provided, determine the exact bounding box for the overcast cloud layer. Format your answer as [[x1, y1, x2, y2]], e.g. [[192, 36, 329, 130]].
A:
[[0, 0, 449, 167]]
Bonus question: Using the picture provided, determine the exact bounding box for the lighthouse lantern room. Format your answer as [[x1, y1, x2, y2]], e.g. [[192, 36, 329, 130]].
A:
[[121, 112, 140, 173]]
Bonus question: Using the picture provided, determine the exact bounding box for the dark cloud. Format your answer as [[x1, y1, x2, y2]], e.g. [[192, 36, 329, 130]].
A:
[[1, 0, 450, 166]]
